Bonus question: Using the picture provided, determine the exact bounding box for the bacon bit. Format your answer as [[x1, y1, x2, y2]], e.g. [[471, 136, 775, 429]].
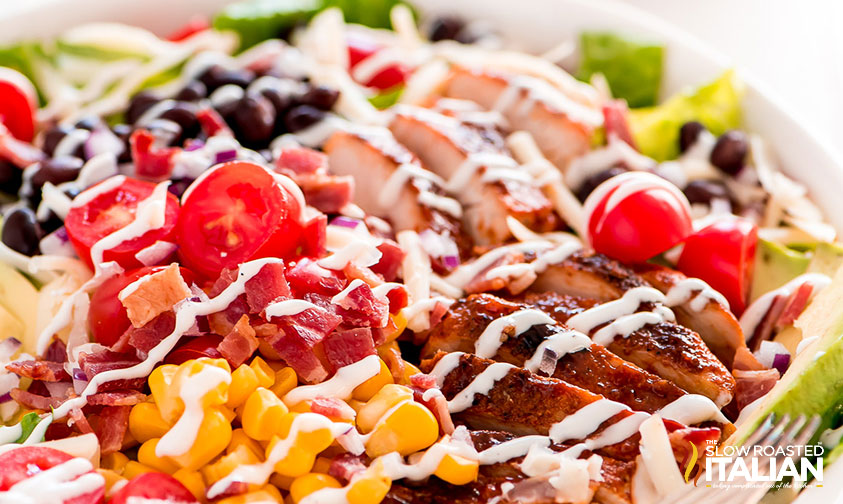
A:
[[602, 100, 637, 149], [668, 426, 721, 466], [287, 258, 347, 297], [776, 282, 814, 329], [299, 214, 327, 259], [323, 329, 376, 371], [412, 386, 455, 435], [10, 388, 62, 410], [78, 350, 145, 391], [0, 123, 45, 167], [208, 297, 250, 336], [244, 262, 291, 313], [343, 263, 383, 287], [378, 342, 404, 383], [300, 174, 354, 214], [332, 282, 389, 329], [87, 390, 147, 407], [260, 307, 341, 383], [328, 454, 369, 484], [126, 311, 176, 353], [733, 368, 780, 411], [310, 397, 356, 420], [747, 294, 788, 350], [120, 264, 191, 329], [96, 405, 132, 456], [276, 147, 328, 176], [732, 346, 765, 372], [43, 339, 68, 363], [69, 408, 94, 434], [218, 315, 259, 367], [130, 129, 180, 180], [462, 250, 528, 294], [409, 373, 436, 390], [371, 240, 404, 282], [428, 300, 450, 330], [5, 360, 70, 382]]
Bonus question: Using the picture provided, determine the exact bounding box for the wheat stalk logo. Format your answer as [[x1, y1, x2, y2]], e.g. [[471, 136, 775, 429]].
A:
[[684, 441, 699, 484]]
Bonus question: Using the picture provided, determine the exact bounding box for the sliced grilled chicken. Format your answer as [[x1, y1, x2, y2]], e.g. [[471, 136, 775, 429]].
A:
[[633, 264, 760, 370], [442, 66, 600, 171], [423, 294, 688, 414], [519, 292, 736, 407], [530, 249, 649, 302], [389, 105, 557, 246], [324, 128, 471, 271]]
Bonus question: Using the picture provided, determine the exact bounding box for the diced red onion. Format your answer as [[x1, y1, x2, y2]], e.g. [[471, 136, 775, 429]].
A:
[[39, 227, 75, 257], [214, 149, 238, 164], [771, 353, 791, 375], [331, 216, 360, 229], [72, 368, 87, 381], [84, 128, 124, 159], [755, 340, 791, 373], [184, 139, 205, 151], [442, 255, 460, 269], [0, 392, 11, 403]]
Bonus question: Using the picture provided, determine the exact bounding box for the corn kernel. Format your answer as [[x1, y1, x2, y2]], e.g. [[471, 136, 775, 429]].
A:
[[176, 359, 231, 408], [347, 474, 391, 504], [220, 406, 236, 423], [228, 428, 264, 459], [138, 438, 180, 474], [202, 445, 261, 485], [148, 364, 180, 423], [172, 468, 206, 501], [365, 401, 438, 457], [434, 454, 479, 485], [347, 399, 366, 414], [265, 416, 334, 478], [270, 473, 294, 491], [357, 384, 413, 433], [269, 367, 297, 398], [312, 456, 332, 474], [382, 313, 407, 344], [169, 408, 232, 471], [266, 360, 288, 372], [249, 357, 275, 388], [101, 452, 129, 474], [97, 469, 125, 495], [400, 362, 422, 386], [290, 473, 341, 503], [228, 364, 260, 409], [352, 359, 393, 402], [122, 461, 157, 479], [128, 402, 170, 444], [242, 388, 289, 441], [217, 490, 281, 504]]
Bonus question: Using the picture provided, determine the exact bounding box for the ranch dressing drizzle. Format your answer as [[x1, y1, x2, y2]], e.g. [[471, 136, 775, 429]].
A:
[[1, 457, 104, 504], [591, 307, 675, 347], [445, 240, 554, 289], [446, 152, 523, 193], [283, 355, 381, 405], [523, 329, 592, 373], [264, 299, 323, 318], [474, 309, 556, 358], [206, 413, 351, 499], [739, 272, 831, 341], [318, 240, 382, 270], [491, 75, 603, 128], [378, 163, 463, 218], [549, 399, 630, 443], [156, 365, 232, 457], [484, 241, 581, 281], [444, 362, 516, 413], [561, 412, 650, 459], [477, 435, 550, 465], [566, 287, 668, 334], [664, 277, 730, 312], [656, 394, 729, 425]]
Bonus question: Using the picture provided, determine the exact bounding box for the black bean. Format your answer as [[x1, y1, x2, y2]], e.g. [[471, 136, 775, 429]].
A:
[[199, 65, 254, 92], [429, 16, 465, 42], [683, 179, 730, 205], [298, 86, 339, 111], [2, 207, 41, 256], [175, 81, 207, 102], [0, 160, 23, 195], [283, 105, 325, 133], [710, 130, 748, 175], [74, 116, 101, 131], [159, 103, 200, 140], [231, 94, 276, 147], [679, 121, 706, 153], [576, 166, 627, 202], [111, 124, 133, 163], [42, 124, 74, 157], [38, 211, 63, 235], [126, 91, 159, 124], [30, 156, 84, 189]]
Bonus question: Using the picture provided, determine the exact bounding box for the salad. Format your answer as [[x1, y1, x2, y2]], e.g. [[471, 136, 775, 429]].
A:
[[0, 1, 840, 503]]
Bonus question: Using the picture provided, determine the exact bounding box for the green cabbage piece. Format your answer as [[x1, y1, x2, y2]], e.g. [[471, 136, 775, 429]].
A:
[[629, 70, 744, 161]]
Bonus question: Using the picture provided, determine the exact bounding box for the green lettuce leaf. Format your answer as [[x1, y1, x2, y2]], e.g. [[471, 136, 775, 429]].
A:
[[15, 412, 43, 444], [577, 32, 663, 109], [368, 85, 403, 109], [0, 42, 48, 105], [629, 70, 744, 161], [213, 0, 323, 51]]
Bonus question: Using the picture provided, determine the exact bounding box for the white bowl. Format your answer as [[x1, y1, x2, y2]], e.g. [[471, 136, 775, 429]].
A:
[[2, 0, 842, 230]]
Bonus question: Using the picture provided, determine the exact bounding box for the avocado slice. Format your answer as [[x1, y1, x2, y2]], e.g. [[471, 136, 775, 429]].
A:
[[807, 242, 843, 277], [749, 239, 811, 303], [727, 266, 843, 462], [0, 261, 40, 353]]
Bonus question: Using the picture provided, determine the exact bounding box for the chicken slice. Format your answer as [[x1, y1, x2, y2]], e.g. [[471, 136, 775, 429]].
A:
[[389, 105, 557, 246], [324, 128, 471, 272], [422, 294, 688, 414], [519, 291, 736, 407], [530, 249, 649, 302], [442, 66, 600, 171]]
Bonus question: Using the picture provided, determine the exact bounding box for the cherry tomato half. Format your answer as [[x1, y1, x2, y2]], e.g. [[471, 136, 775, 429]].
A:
[[165, 334, 224, 365], [0, 68, 36, 142], [88, 266, 194, 347], [176, 161, 303, 278], [584, 171, 692, 263], [109, 472, 197, 504], [65, 177, 180, 270], [347, 34, 408, 91], [678, 217, 757, 316], [0, 446, 104, 504]]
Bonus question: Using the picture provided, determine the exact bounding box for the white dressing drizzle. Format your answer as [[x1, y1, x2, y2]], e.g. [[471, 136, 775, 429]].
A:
[[549, 399, 630, 443], [474, 309, 556, 358], [664, 277, 730, 312], [566, 287, 668, 334], [156, 365, 232, 457], [523, 329, 591, 374], [318, 240, 382, 270], [740, 272, 831, 341], [656, 394, 729, 425], [283, 355, 381, 405], [591, 307, 675, 347], [0, 457, 104, 504], [445, 240, 553, 290], [265, 299, 323, 318], [331, 279, 367, 305], [445, 362, 515, 413]]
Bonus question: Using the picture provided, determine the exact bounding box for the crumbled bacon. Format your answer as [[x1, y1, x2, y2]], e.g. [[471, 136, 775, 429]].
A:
[[10, 388, 62, 410], [370, 240, 404, 282], [379, 343, 405, 383], [462, 250, 528, 294], [69, 408, 94, 435], [276, 147, 353, 214], [776, 282, 814, 329], [328, 454, 369, 484], [332, 281, 389, 329], [196, 107, 232, 137], [208, 297, 249, 336], [323, 329, 376, 371], [6, 360, 70, 382], [126, 311, 176, 353], [669, 426, 721, 466], [409, 373, 436, 390], [120, 263, 191, 328], [244, 262, 291, 313], [86, 390, 147, 406], [287, 258, 347, 297], [299, 214, 327, 258], [602, 100, 637, 149], [276, 147, 328, 176], [310, 397, 356, 420], [733, 368, 780, 411], [78, 350, 145, 391], [218, 315, 259, 367], [412, 386, 455, 435], [95, 405, 132, 456], [260, 306, 342, 382], [130, 129, 179, 180], [343, 262, 383, 287]]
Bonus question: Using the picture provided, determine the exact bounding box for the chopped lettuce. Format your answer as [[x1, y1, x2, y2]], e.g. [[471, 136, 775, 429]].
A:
[[629, 70, 743, 161], [213, 0, 322, 51], [15, 412, 42, 444], [577, 32, 663, 109], [323, 0, 409, 28], [0, 42, 47, 105], [368, 85, 403, 109]]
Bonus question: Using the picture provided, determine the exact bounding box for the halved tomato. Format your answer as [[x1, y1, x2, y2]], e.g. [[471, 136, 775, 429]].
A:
[[0, 68, 37, 142], [0, 446, 104, 504], [109, 472, 197, 504]]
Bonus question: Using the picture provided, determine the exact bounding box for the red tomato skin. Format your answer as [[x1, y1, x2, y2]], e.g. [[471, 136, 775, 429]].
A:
[[0, 446, 104, 504], [177, 162, 302, 278], [585, 172, 692, 264], [0, 78, 35, 142], [65, 177, 180, 271], [88, 266, 194, 347], [346, 35, 408, 90], [166, 16, 210, 42], [109, 472, 198, 504], [678, 217, 758, 316], [165, 334, 224, 365]]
